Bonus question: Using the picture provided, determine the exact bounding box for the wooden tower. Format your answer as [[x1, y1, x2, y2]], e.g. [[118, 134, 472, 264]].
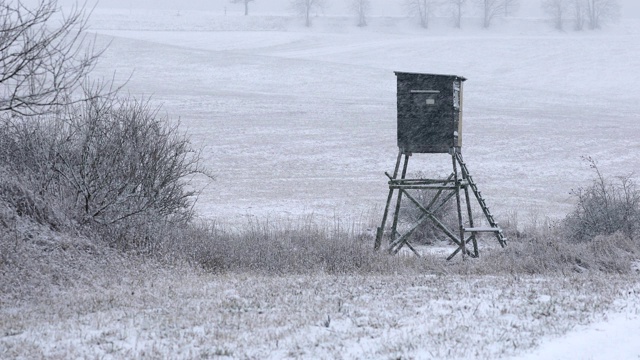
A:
[[374, 72, 506, 259]]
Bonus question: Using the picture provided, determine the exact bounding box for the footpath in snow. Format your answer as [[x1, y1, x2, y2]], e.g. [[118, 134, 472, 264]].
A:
[[516, 288, 640, 360]]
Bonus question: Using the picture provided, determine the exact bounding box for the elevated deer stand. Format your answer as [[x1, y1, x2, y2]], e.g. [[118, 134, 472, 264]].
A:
[[374, 148, 506, 260], [374, 72, 506, 260]]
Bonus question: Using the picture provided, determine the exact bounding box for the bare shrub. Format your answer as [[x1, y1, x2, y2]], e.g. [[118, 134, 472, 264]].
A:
[[0, 93, 209, 250], [58, 96, 205, 224], [563, 157, 640, 243], [52, 95, 209, 248]]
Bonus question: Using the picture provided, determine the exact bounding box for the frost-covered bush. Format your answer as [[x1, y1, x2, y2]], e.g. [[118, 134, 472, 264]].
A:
[[0, 119, 68, 230], [0, 95, 208, 249], [563, 157, 640, 243], [57, 96, 205, 226]]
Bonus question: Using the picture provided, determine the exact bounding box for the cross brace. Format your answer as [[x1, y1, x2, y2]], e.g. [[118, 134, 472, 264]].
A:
[[374, 149, 506, 259]]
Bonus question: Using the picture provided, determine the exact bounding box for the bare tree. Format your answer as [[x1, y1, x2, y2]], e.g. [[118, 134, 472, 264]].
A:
[[351, 0, 371, 27], [405, 0, 440, 29], [542, 0, 569, 30], [503, 0, 519, 16], [476, 0, 505, 28], [447, 0, 467, 28], [231, 0, 255, 16], [572, 0, 586, 30], [291, 0, 326, 27], [585, 0, 619, 29], [0, 0, 103, 116]]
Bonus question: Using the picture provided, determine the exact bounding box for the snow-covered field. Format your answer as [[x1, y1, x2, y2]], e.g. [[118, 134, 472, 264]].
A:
[[2, 8, 640, 359], [87, 9, 640, 229]]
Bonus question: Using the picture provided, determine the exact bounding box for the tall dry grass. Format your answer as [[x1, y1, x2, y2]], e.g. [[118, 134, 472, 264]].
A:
[[156, 217, 447, 275], [155, 212, 640, 277]]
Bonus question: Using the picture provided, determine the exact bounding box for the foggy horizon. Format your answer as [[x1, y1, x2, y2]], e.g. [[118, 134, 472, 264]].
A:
[[43, 0, 640, 19]]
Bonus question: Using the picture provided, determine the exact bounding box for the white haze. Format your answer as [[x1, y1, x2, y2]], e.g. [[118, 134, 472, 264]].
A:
[[36, 0, 640, 18]]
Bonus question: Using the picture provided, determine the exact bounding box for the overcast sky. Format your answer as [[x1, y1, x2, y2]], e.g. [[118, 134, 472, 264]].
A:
[[50, 0, 640, 18]]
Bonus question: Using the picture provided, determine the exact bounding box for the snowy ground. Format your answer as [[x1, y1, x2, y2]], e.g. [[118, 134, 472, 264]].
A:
[[1, 267, 639, 359], [3, 9, 639, 359]]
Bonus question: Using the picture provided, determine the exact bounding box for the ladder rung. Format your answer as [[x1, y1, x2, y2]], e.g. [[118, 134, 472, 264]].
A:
[[464, 227, 502, 233]]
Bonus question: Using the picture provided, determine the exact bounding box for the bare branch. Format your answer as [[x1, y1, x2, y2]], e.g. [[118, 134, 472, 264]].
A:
[[478, 0, 502, 28], [0, 0, 105, 116]]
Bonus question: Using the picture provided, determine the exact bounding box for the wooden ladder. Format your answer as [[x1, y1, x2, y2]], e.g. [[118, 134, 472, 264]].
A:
[[454, 151, 507, 249]]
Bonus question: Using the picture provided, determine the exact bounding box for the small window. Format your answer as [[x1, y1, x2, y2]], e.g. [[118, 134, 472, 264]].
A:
[[411, 90, 440, 94]]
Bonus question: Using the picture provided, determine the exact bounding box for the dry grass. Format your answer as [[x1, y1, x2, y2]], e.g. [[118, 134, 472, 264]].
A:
[[152, 213, 640, 279], [456, 231, 640, 276], [155, 217, 449, 276]]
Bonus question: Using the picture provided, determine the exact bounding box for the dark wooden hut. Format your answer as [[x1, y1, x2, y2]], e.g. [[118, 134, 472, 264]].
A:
[[395, 72, 466, 153]]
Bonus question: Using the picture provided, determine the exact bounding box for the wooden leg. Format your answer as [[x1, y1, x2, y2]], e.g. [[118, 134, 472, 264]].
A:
[[460, 156, 478, 257], [390, 153, 410, 245], [375, 150, 403, 250], [452, 151, 465, 260]]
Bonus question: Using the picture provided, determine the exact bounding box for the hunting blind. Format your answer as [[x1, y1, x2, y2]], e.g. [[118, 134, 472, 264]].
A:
[[396, 72, 465, 153], [374, 72, 506, 259]]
